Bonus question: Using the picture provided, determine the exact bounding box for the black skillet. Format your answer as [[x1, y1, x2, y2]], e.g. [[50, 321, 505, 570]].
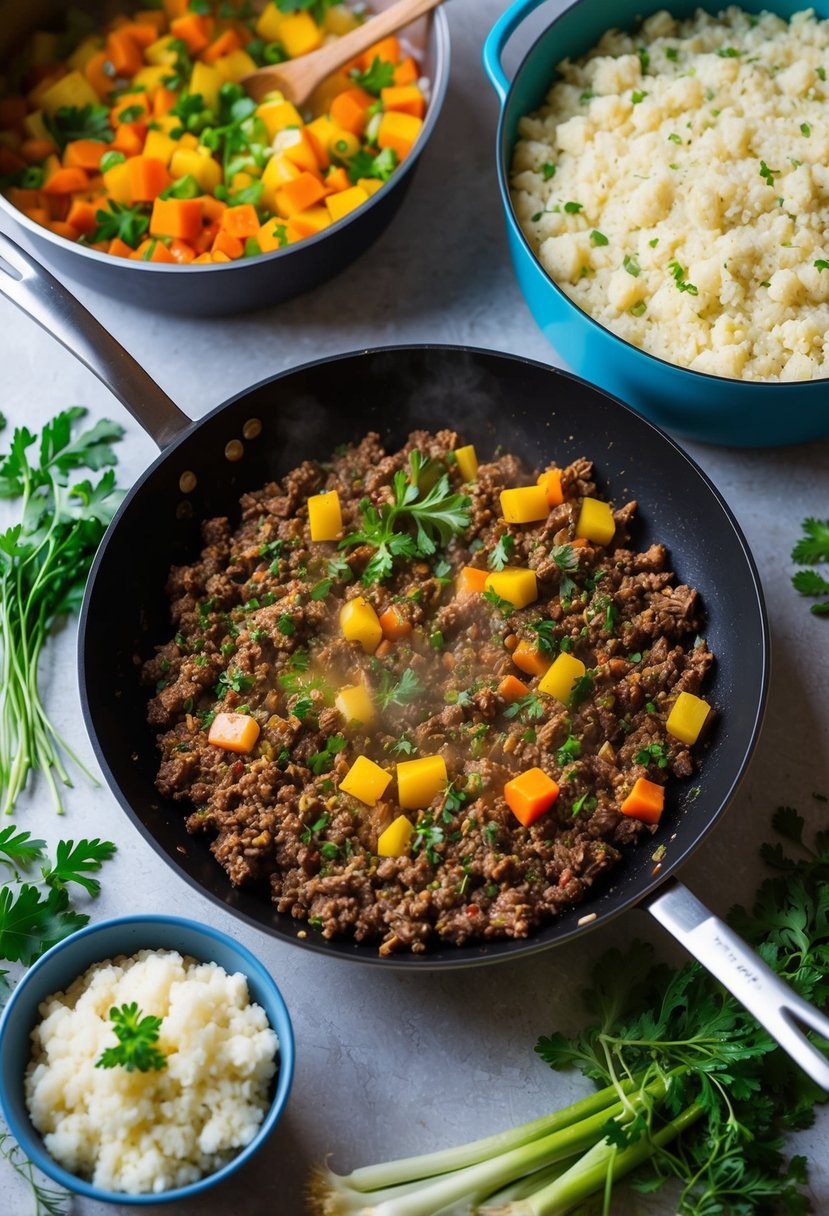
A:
[[1, 232, 828, 1087]]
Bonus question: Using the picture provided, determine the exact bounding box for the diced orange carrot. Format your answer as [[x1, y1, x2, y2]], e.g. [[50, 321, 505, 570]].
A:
[[21, 138, 58, 163], [112, 123, 146, 157], [504, 767, 560, 827], [42, 165, 89, 194], [105, 31, 144, 78], [380, 85, 425, 119], [276, 171, 327, 216], [46, 220, 79, 240], [134, 9, 167, 32], [85, 51, 115, 100], [375, 638, 394, 659], [393, 56, 419, 86], [153, 88, 178, 118], [168, 237, 196, 263], [150, 196, 203, 242], [498, 674, 530, 704], [203, 28, 242, 63], [620, 777, 664, 824], [65, 198, 98, 235], [323, 166, 350, 193], [377, 111, 422, 161], [208, 711, 260, 754], [194, 219, 220, 252], [111, 93, 150, 125], [63, 139, 107, 170], [219, 203, 260, 238], [211, 228, 244, 259], [378, 606, 412, 641], [0, 97, 27, 130], [199, 194, 227, 222], [358, 36, 400, 69], [131, 237, 176, 263], [118, 21, 160, 49], [457, 566, 487, 596], [170, 12, 214, 54], [512, 640, 551, 678], [108, 236, 134, 258], [126, 155, 171, 201], [330, 87, 373, 136], [537, 469, 564, 506]]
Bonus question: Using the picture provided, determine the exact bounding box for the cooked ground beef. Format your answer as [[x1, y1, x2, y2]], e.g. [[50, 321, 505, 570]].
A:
[[143, 430, 714, 955]]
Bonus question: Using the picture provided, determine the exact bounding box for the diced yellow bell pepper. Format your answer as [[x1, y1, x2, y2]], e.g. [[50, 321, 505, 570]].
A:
[[279, 11, 324, 58], [256, 2, 286, 41], [325, 185, 368, 223], [575, 497, 615, 546], [335, 682, 375, 727], [257, 99, 304, 140], [208, 712, 260, 754], [340, 596, 382, 654], [538, 652, 586, 703], [307, 490, 342, 541], [666, 691, 712, 746], [454, 444, 478, 482], [258, 216, 288, 252], [484, 568, 538, 610], [133, 65, 172, 99], [143, 129, 178, 166], [340, 755, 392, 806], [22, 110, 50, 142], [145, 35, 179, 66], [169, 147, 221, 192], [500, 485, 550, 524], [40, 70, 100, 115], [377, 814, 414, 858], [214, 50, 258, 83], [397, 754, 447, 810], [190, 61, 224, 113]]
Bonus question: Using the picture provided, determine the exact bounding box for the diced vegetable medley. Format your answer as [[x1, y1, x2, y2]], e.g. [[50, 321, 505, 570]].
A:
[[0, 0, 428, 263]]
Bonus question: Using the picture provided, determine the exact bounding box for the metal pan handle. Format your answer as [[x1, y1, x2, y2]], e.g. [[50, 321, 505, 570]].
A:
[[646, 879, 829, 1090], [0, 231, 191, 449]]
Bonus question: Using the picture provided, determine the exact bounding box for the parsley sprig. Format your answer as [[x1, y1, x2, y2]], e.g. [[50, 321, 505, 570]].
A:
[[791, 517, 829, 616], [92, 201, 150, 249], [350, 55, 395, 96], [376, 668, 423, 711], [95, 1003, 167, 1074], [340, 452, 471, 585], [44, 104, 113, 151]]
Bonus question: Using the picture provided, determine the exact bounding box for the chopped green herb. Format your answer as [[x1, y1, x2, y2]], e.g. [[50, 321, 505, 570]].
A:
[[310, 578, 332, 600], [377, 668, 423, 711], [668, 259, 699, 295], [590, 229, 609, 246], [635, 741, 669, 769], [488, 533, 515, 571], [623, 253, 640, 277], [483, 587, 514, 619], [308, 734, 346, 776], [759, 159, 776, 186], [95, 1003, 166, 1074], [801, 122, 812, 137], [563, 201, 583, 214], [631, 90, 648, 104], [541, 162, 557, 181]]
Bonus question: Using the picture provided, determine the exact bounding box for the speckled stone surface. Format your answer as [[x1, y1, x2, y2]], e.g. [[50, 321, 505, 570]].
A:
[[1, 2, 828, 1213]]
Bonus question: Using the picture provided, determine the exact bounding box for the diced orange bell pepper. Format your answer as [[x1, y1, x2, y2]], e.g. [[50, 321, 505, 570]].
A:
[[498, 674, 530, 704], [393, 56, 419, 86], [105, 30, 144, 77], [132, 237, 176, 263], [323, 166, 350, 193], [275, 171, 327, 217], [504, 767, 560, 827], [85, 51, 115, 100], [377, 111, 423, 161], [512, 640, 551, 678], [112, 123, 146, 157], [457, 566, 487, 596], [167, 238, 196, 263], [620, 777, 665, 824], [378, 606, 412, 641], [107, 236, 135, 258]]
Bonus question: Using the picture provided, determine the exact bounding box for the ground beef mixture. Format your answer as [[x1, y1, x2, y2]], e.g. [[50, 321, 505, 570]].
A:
[[143, 430, 714, 955]]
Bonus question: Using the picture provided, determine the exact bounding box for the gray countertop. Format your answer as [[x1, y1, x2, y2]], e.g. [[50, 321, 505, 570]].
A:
[[1, 1, 828, 1212]]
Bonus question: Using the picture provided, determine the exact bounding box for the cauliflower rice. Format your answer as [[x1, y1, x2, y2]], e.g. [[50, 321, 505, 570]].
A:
[[25, 949, 279, 1195], [511, 6, 829, 381]]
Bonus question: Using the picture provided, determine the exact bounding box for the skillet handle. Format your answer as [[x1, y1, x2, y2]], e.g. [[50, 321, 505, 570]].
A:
[[0, 231, 190, 449], [482, 0, 550, 103], [646, 879, 829, 1090]]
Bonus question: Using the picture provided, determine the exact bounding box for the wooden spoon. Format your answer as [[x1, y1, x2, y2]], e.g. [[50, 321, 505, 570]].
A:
[[242, 0, 444, 106]]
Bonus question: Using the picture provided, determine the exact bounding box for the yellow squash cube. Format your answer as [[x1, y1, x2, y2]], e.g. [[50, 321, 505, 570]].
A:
[[377, 814, 414, 858], [307, 490, 342, 541], [170, 147, 221, 192], [261, 153, 301, 208], [279, 12, 324, 58], [575, 497, 615, 546], [335, 682, 375, 727], [397, 754, 447, 810], [258, 216, 288, 252], [356, 177, 384, 197], [102, 161, 133, 204], [40, 70, 100, 115], [190, 61, 224, 113], [500, 485, 550, 524], [256, 2, 286, 41], [325, 185, 368, 223], [142, 130, 178, 166], [539, 652, 586, 703], [132, 65, 171, 99], [145, 35, 179, 66], [666, 691, 712, 746], [214, 50, 258, 83], [324, 5, 361, 35], [484, 568, 538, 610], [340, 755, 392, 806], [208, 712, 260, 754], [340, 596, 382, 654], [454, 444, 478, 482], [257, 99, 304, 140]]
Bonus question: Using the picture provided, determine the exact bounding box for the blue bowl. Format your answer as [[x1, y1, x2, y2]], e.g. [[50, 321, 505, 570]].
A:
[[0, 915, 295, 1205], [483, 0, 829, 447]]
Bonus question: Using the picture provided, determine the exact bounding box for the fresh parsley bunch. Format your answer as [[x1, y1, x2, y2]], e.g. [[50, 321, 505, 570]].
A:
[[96, 1003, 167, 1074], [791, 517, 829, 616], [0, 407, 124, 814]]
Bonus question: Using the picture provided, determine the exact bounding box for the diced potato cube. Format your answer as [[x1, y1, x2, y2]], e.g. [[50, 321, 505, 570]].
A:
[[208, 712, 260, 754], [500, 485, 550, 524], [102, 160, 133, 203], [325, 185, 368, 223], [40, 70, 100, 115], [538, 652, 586, 703], [504, 767, 560, 826], [377, 814, 414, 857], [335, 682, 375, 727], [340, 755, 392, 806], [575, 497, 615, 545], [307, 490, 342, 540], [397, 754, 447, 810], [279, 12, 324, 58], [484, 568, 538, 609], [454, 444, 478, 482], [340, 596, 382, 653], [666, 691, 711, 745]]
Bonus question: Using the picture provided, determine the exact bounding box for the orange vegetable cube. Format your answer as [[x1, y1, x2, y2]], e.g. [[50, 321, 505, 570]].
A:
[[285, 207, 331, 242], [22, 138, 58, 163], [377, 815, 414, 858], [42, 166, 89, 194], [500, 485, 550, 524], [150, 197, 203, 243], [504, 767, 560, 827], [208, 711, 261, 754], [278, 11, 323, 58], [323, 166, 350, 194], [47, 220, 79, 240], [358, 36, 400, 69], [168, 238, 196, 263], [330, 87, 373, 136], [275, 171, 327, 217], [397, 754, 447, 810], [85, 51, 115, 100], [378, 606, 412, 641], [380, 85, 425, 119], [498, 674, 530, 704], [112, 124, 146, 157], [324, 184, 367, 222], [278, 128, 321, 175], [220, 204, 261, 239], [169, 12, 214, 54], [131, 238, 175, 263], [105, 30, 144, 77], [203, 29, 243, 64], [393, 56, 419, 86], [135, 9, 167, 31], [620, 777, 665, 824], [340, 756, 392, 807], [377, 111, 422, 161], [307, 489, 342, 540], [454, 444, 478, 481], [340, 596, 382, 653], [538, 652, 585, 703], [108, 237, 135, 258], [512, 640, 551, 678], [62, 139, 106, 170], [211, 228, 244, 259], [126, 156, 171, 202], [457, 566, 487, 596], [537, 469, 564, 506], [65, 198, 98, 235]]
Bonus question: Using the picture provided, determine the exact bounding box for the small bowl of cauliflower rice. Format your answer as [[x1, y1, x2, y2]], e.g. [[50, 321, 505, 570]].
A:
[[484, 0, 829, 445], [0, 915, 294, 1203]]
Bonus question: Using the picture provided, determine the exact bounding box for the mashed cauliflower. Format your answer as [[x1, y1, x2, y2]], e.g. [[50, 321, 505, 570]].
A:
[[511, 6, 829, 380], [25, 949, 279, 1195]]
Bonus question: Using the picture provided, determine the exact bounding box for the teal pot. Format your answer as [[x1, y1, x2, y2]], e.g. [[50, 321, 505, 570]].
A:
[[483, 0, 829, 446]]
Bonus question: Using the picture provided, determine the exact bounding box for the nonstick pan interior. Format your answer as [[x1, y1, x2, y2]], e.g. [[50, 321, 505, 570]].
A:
[[79, 345, 768, 967]]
